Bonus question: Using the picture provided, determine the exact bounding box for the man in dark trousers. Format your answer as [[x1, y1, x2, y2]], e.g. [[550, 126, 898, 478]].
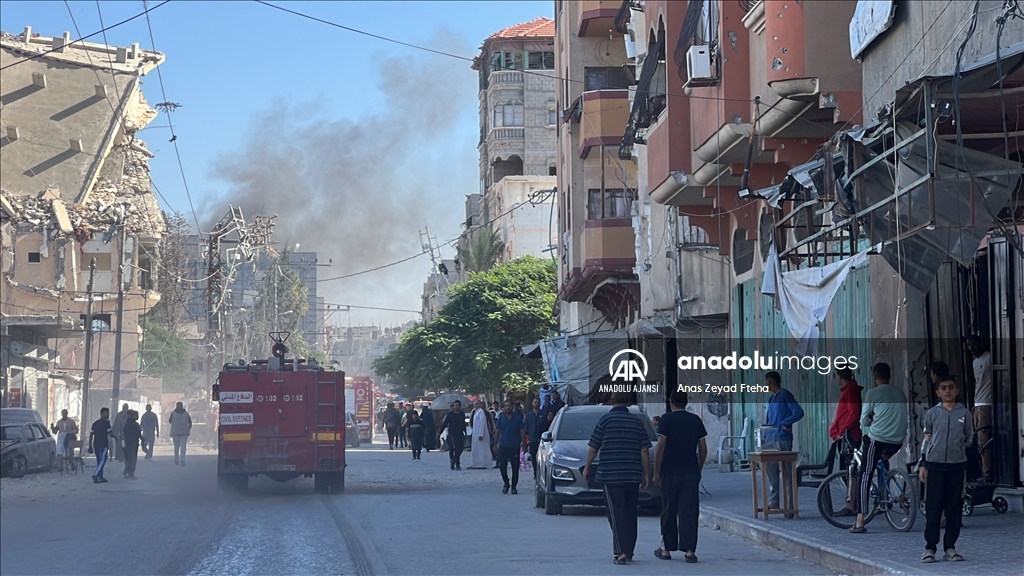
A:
[[169, 402, 192, 466], [88, 407, 113, 484], [382, 403, 401, 450], [583, 392, 650, 565], [111, 403, 130, 461], [439, 401, 468, 470], [122, 410, 143, 480], [493, 400, 526, 494], [653, 391, 707, 563], [140, 404, 159, 461], [420, 404, 436, 451], [523, 398, 544, 478]]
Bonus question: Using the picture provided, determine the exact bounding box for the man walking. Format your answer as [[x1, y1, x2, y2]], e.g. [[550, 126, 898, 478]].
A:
[[383, 403, 400, 450], [849, 362, 908, 533], [967, 336, 993, 483], [439, 400, 467, 470], [398, 403, 409, 449], [541, 389, 565, 433], [764, 371, 804, 512], [654, 391, 707, 563], [169, 402, 192, 466], [88, 407, 113, 484], [50, 409, 79, 469], [140, 405, 159, 461], [493, 400, 526, 494], [420, 404, 435, 451], [583, 392, 650, 565], [122, 410, 142, 480], [523, 398, 543, 478], [112, 403, 130, 461]]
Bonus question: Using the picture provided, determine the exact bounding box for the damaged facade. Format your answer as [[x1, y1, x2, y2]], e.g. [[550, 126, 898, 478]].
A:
[[548, 1, 1023, 483], [1, 28, 167, 425]]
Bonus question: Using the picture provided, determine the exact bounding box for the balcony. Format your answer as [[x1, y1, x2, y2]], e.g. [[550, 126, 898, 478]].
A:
[[560, 218, 636, 300], [579, 90, 629, 158], [490, 127, 524, 139], [578, 0, 620, 37], [490, 70, 523, 85]]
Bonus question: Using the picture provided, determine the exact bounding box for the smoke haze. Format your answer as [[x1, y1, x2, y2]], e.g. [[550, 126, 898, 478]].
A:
[[208, 34, 477, 326]]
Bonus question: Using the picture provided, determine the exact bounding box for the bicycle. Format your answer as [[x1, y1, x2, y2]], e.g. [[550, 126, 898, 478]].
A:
[[816, 437, 918, 531]]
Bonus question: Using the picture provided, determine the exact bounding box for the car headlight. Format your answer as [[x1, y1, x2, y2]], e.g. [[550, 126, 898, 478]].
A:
[[552, 453, 581, 462], [552, 465, 574, 480]]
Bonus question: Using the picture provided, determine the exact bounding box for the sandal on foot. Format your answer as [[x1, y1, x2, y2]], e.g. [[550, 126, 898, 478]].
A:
[[832, 508, 856, 517], [613, 556, 628, 565], [944, 549, 964, 562], [654, 548, 671, 560], [849, 525, 867, 533], [922, 550, 936, 563], [685, 553, 698, 563]]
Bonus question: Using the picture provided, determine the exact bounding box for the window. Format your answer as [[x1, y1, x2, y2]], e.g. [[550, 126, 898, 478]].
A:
[[80, 313, 112, 332], [27, 252, 41, 263], [527, 51, 555, 70], [491, 51, 523, 71], [547, 110, 558, 125], [588, 189, 632, 219], [493, 101, 524, 127], [585, 67, 631, 91], [191, 359, 205, 372]]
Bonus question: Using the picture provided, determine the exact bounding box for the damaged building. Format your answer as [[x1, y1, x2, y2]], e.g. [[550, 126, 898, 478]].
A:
[[545, 1, 1023, 485], [1, 28, 167, 425]]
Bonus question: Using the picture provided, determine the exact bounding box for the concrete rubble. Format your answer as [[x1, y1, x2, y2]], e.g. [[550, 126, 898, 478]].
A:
[[0, 142, 166, 239]]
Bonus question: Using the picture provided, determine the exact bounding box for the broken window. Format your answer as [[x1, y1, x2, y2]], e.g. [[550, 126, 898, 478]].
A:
[[493, 51, 522, 70], [588, 188, 632, 220], [585, 67, 631, 91], [80, 313, 112, 332], [27, 252, 41, 263], [527, 51, 555, 70]]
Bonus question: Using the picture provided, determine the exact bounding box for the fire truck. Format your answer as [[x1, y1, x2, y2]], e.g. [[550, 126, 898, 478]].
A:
[[348, 376, 374, 444], [213, 333, 346, 493]]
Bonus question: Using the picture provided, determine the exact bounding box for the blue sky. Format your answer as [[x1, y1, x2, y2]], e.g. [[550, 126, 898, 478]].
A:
[[1, 0, 552, 327]]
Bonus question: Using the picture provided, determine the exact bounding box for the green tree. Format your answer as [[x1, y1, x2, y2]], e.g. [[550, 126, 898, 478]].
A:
[[373, 256, 556, 396], [139, 317, 192, 392], [457, 226, 505, 273]]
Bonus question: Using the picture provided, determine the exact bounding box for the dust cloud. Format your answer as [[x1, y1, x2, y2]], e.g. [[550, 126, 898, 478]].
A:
[[208, 35, 476, 325]]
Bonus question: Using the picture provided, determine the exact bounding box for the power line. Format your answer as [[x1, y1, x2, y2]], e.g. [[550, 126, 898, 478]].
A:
[[0, 0, 171, 71], [141, 0, 205, 240]]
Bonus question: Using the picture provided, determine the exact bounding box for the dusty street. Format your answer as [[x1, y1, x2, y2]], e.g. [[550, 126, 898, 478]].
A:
[[1, 436, 833, 575]]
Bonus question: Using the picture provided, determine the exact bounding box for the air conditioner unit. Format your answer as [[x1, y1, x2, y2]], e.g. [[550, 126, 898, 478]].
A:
[[686, 45, 713, 80]]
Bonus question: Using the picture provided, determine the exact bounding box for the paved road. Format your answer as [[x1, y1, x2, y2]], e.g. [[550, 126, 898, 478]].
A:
[[1, 436, 834, 575]]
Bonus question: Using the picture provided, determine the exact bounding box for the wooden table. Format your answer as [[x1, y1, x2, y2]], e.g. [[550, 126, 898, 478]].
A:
[[749, 451, 799, 520]]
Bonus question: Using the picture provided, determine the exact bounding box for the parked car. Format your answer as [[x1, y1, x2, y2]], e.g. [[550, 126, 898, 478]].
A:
[[0, 408, 45, 426], [1, 417, 57, 478], [535, 405, 661, 515], [345, 412, 361, 448]]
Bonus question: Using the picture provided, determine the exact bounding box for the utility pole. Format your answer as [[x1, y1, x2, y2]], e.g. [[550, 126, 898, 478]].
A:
[[81, 258, 96, 428], [111, 223, 127, 412]]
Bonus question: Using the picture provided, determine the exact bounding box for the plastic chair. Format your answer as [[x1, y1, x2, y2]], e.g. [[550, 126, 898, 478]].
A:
[[718, 417, 749, 472]]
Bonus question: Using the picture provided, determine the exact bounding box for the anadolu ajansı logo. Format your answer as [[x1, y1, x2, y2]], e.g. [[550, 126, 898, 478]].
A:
[[609, 349, 648, 382]]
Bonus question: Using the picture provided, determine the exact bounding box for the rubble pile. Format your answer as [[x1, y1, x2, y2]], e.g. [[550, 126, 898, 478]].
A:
[[0, 143, 166, 239]]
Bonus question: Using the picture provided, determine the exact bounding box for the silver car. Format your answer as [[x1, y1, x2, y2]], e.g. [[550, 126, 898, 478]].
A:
[[535, 405, 661, 515]]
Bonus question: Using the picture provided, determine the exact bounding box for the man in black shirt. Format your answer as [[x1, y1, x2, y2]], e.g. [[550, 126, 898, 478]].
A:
[[140, 404, 159, 461], [88, 407, 114, 484], [654, 391, 708, 563], [122, 410, 143, 480], [439, 401, 467, 470], [541, 390, 565, 433], [382, 403, 401, 450]]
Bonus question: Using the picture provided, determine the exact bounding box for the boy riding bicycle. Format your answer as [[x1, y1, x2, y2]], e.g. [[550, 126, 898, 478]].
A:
[[848, 363, 908, 534]]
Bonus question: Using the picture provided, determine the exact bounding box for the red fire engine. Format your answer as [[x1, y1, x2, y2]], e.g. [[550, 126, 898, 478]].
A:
[[213, 333, 346, 493]]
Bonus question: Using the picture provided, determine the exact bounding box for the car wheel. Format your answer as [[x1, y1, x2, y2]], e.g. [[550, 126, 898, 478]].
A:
[[535, 484, 545, 509], [355, 436, 361, 448], [46, 452, 56, 473], [9, 455, 28, 479]]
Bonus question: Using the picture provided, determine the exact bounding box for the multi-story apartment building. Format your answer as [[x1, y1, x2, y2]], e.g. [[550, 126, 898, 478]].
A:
[[490, 175, 557, 262], [1, 28, 166, 423], [630, 0, 1022, 481], [555, 2, 640, 332]]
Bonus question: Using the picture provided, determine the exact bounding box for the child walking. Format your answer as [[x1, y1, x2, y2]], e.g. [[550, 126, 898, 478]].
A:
[[407, 410, 425, 460], [918, 375, 973, 563]]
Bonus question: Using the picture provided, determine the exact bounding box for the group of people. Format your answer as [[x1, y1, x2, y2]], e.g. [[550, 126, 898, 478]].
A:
[[584, 390, 708, 565], [85, 401, 193, 483], [381, 402, 435, 456], [824, 349, 988, 563]]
